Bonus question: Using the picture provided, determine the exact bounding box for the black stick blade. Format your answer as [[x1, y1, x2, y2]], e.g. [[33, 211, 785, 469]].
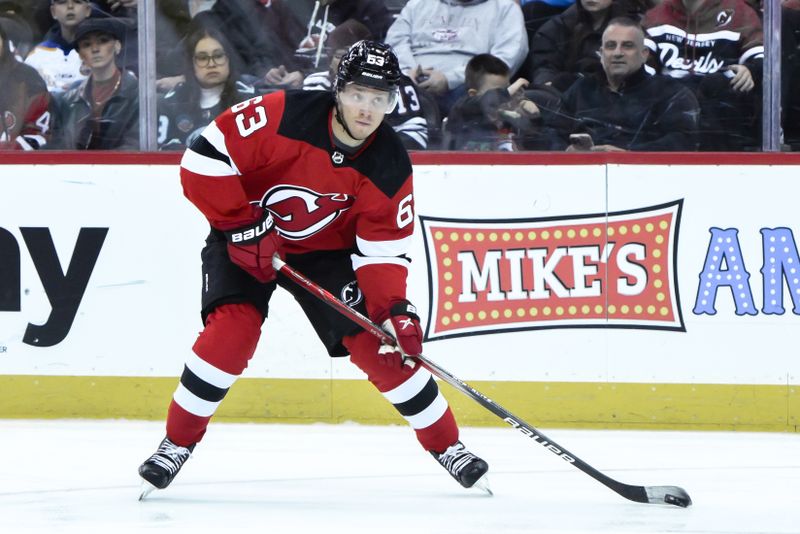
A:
[[645, 485, 692, 507]]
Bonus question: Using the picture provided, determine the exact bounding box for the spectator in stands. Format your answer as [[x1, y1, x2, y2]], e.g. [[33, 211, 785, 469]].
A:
[[0, 1, 43, 45], [0, 1, 27, 18], [521, 0, 575, 37], [444, 53, 563, 151], [52, 17, 138, 149], [0, 20, 51, 149], [155, 0, 283, 92], [308, 0, 393, 43], [253, 0, 308, 89], [96, 0, 138, 16], [94, 1, 138, 75], [29, 1, 137, 40], [155, 1, 391, 93], [302, 20, 439, 149], [24, 0, 93, 93], [261, 0, 394, 89], [301, 19, 374, 91], [529, 0, 645, 92], [157, 26, 257, 151], [290, 0, 393, 67], [643, 0, 764, 150], [156, 0, 358, 92], [558, 17, 699, 151], [516, 0, 575, 79], [385, 0, 529, 116]]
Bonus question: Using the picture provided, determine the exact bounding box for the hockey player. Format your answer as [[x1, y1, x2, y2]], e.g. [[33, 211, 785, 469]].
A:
[[138, 40, 489, 498]]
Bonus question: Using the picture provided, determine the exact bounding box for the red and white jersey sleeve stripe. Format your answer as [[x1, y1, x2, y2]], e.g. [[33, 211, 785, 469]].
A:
[[351, 175, 415, 321], [352, 234, 414, 270], [179, 93, 282, 230], [180, 120, 241, 177]]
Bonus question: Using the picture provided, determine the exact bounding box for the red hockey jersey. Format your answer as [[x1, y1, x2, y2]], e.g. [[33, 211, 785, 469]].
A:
[[179, 90, 415, 321]]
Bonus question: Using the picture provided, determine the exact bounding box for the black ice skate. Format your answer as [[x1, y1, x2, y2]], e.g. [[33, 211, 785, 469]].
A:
[[431, 441, 491, 494], [138, 436, 195, 500]]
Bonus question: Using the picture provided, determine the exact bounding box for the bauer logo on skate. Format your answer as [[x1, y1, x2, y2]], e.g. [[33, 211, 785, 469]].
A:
[[420, 200, 684, 340]]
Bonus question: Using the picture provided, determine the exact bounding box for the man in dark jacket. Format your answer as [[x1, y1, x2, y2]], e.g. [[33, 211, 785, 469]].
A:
[[559, 17, 699, 151], [529, 0, 645, 92]]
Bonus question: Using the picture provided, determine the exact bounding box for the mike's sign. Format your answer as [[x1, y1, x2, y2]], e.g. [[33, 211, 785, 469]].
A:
[[420, 200, 684, 340]]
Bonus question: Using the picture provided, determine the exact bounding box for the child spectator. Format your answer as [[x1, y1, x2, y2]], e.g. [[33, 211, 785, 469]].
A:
[[444, 53, 555, 151], [25, 0, 92, 93], [51, 17, 138, 149], [157, 25, 257, 150]]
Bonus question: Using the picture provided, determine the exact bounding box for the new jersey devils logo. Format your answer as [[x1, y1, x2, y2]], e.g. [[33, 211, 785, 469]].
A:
[[716, 10, 733, 27], [341, 280, 363, 307], [260, 185, 354, 240]]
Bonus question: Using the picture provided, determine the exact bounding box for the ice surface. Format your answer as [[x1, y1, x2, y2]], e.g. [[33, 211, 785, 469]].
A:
[[0, 420, 797, 533]]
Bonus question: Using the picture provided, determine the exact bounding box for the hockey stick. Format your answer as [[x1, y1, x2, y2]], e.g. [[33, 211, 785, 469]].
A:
[[273, 256, 692, 507]]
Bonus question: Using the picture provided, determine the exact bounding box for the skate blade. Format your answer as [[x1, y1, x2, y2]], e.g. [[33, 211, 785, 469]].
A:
[[138, 479, 157, 501], [471, 474, 493, 496]]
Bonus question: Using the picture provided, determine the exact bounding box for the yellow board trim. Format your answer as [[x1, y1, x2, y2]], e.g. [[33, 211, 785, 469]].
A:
[[0, 376, 796, 431]]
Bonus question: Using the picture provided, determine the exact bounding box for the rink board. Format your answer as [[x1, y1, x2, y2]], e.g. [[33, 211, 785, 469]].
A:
[[1, 154, 799, 430]]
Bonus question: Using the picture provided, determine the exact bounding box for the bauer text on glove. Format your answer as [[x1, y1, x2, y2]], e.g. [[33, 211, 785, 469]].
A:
[[223, 209, 282, 283]]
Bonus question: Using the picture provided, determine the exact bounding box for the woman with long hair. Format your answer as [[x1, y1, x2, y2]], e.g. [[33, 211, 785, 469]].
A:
[[157, 24, 256, 150]]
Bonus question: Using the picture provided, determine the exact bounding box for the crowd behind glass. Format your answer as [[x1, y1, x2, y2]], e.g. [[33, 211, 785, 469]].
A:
[[0, 0, 797, 152]]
